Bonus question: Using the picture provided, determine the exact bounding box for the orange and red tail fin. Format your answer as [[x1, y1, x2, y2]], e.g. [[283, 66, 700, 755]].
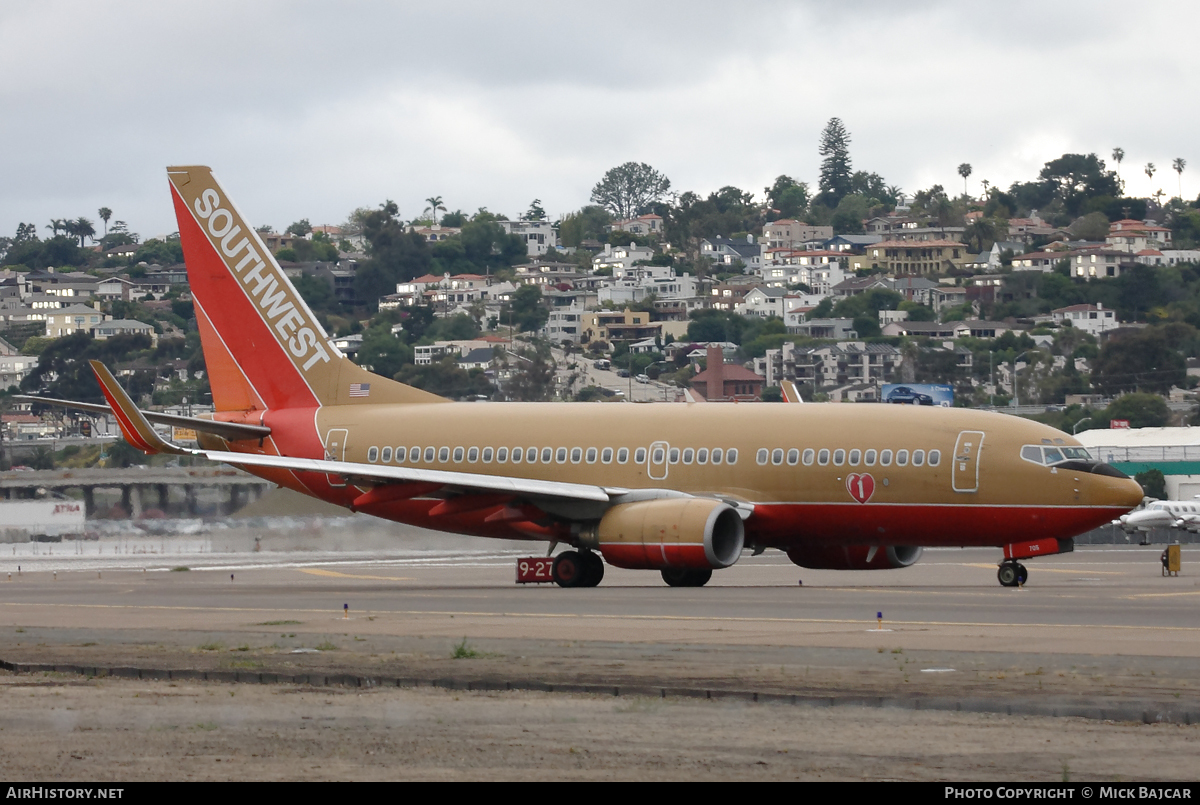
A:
[[167, 166, 443, 412]]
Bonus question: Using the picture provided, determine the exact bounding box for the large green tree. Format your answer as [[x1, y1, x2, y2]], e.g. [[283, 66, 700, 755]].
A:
[[816, 117, 853, 207], [590, 162, 671, 220], [1092, 328, 1185, 395], [765, 175, 809, 219]]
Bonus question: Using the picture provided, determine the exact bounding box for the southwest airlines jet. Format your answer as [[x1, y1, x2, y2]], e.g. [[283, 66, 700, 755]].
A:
[[22, 167, 1145, 589]]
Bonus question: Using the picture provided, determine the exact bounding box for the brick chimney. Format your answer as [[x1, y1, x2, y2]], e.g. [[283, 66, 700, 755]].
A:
[[706, 345, 725, 401]]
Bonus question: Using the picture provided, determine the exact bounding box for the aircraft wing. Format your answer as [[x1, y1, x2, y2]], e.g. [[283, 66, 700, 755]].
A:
[[78, 360, 624, 506]]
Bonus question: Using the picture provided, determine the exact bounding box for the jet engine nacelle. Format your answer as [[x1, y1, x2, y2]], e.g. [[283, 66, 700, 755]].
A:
[[584, 498, 745, 570], [786, 545, 923, 570]]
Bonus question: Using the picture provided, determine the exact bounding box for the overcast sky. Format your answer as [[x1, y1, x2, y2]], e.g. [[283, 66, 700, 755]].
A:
[[2, 1, 1196, 242]]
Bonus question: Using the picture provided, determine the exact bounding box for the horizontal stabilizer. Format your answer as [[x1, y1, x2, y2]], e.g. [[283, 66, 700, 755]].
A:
[[14, 394, 270, 442]]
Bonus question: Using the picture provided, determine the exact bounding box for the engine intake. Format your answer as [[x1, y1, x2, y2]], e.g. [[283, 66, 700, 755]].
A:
[[586, 498, 745, 570], [786, 545, 922, 570]]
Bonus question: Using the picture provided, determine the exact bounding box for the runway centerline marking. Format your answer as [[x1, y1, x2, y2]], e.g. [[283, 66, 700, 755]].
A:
[[297, 569, 414, 581]]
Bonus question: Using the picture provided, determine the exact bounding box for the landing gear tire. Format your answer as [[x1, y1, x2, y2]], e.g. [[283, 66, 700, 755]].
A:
[[579, 551, 605, 588], [660, 567, 713, 588], [998, 562, 1022, 587], [553, 551, 585, 588]]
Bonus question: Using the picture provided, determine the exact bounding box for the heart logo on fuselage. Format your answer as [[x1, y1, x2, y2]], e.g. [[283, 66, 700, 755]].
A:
[[846, 473, 875, 504]]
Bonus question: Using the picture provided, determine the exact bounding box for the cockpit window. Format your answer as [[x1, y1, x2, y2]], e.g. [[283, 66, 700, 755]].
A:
[[1020, 444, 1094, 465]]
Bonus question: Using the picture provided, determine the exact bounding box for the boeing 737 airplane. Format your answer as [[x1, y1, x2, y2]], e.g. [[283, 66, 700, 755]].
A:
[[21, 167, 1146, 588]]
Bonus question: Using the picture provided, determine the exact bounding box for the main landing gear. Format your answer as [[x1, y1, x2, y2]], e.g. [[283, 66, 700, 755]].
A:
[[997, 560, 1029, 588], [552, 550, 604, 588]]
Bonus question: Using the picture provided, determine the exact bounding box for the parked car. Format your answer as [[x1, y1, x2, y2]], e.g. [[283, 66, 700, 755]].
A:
[[635, 374, 650, 384], [617, 369, 630, 378], [885, 386, 934, 405]]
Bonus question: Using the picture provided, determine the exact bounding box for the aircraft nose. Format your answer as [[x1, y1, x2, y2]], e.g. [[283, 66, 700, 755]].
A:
[[1107, 475, 1146, 511]]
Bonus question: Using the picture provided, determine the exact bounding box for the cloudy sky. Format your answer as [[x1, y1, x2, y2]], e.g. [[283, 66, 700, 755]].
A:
[[1, 1, 1196, 241]]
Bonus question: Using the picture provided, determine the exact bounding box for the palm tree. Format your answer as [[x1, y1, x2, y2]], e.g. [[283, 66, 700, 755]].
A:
[[1173, 158, 1186, 199], [73, 217, 95, 247], [98, 207, 112, 236], [980, 179, 991, 196], [1145, 162, 1156, 185], [424, 196, 445, 225], [46, 218, 65, 237], [957, 163, 972, 197], [1112, 147, 1125, 185]]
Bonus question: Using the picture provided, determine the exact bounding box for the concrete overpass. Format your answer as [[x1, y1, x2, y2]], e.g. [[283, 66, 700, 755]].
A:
[[0, 466, 273, 518]]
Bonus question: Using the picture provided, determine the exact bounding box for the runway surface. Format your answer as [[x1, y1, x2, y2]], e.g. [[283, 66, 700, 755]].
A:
[[0, 541, 1195, 659]]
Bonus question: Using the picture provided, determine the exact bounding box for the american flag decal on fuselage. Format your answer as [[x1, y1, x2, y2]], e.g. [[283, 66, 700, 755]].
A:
[[349, 383, 371, 398]]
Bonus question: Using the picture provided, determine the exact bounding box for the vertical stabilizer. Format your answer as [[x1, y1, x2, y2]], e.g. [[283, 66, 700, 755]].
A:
[[167, 166, 443, 411]]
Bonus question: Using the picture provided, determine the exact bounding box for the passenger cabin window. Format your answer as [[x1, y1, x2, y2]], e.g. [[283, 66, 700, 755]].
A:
[[635, 447, 647, 464], [618, 448, 629, 464], [367, 446, 379, 463], [697, 448, 709, 464], [802, 448, 815, 466], [652, 447, 665, 464], [880, 449, 892, 466], [928, 449, 940, 466], [669, 448, 679, 464], [511, 447, 522, 463], [757, 449, 769, 466], [771, 448, 783, 465], [453, 447, 464, 462], [683, 448, 694, 464], [818, 449, 830, 466], [585, 447, 597, 464], [467, 447, 478, 463], [848, 449, 861, 466], [787, 448, 799, 466], [727, 449, 738, 464], [712, 448, 723, 465], [556, 447, 567, 464], [381, 447, 392, 463], [896, 449, 908, 466], [864, 449, 876, 466], [571, 447, 582, 464], [482, 447, 493, 463], [424, 447, 435, 463], [497, 447, 508, 463], [397, 447, 408, 463], [439, 447, 450, 462], [913, 449, 925, 466], [833, 449, 845, 466], [601, 447, 613, 464], [541, 447, 552, 463]]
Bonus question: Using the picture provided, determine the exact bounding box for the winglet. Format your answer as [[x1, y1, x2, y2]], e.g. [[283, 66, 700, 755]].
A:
[[89, 361, 191, 456], [781, 380, 804, 403]]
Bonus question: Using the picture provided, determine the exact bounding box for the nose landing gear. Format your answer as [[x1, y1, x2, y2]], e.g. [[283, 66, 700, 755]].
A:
[[997, 560, 1028, 587]]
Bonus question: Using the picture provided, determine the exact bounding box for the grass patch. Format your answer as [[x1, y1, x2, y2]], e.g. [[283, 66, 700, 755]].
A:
[[170, 566, 190, 572], [232, 644, 251, 652], [198, 642, 224, 652], [193, 722, 218, 731], [257, 620, 302, 626], [451, 638, 479, 659], [315, 641, 338, 652]]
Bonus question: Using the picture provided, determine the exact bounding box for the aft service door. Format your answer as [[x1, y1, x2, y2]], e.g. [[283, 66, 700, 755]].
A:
[[324, 428, 349, 488], [952, 430, 984, 493]]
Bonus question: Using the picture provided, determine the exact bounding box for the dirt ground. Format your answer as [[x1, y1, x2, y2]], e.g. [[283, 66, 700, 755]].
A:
[[1, 635, 1198, 781]]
